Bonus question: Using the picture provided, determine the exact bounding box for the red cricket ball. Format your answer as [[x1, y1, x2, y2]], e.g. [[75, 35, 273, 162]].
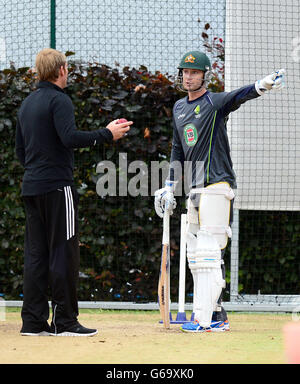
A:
[[117, 118, 128, 124]]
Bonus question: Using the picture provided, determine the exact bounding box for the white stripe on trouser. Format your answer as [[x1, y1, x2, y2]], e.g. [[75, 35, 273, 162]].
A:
[[53, 304, 57, 335], [68, 187, 75, 238], [64, 186, 75, 240], [67, 186, 75, 238]]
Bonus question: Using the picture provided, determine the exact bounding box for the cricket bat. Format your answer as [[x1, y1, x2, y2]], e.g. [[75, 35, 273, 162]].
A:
[[158, 208, 170, 329]]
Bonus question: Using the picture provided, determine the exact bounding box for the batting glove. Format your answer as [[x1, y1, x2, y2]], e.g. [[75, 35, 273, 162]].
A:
[[255, 69, 285, 95], [154, 180, 177, 218]]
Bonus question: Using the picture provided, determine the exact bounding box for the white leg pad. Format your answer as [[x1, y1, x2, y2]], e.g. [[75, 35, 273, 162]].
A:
[[187, 230, 225, 328], [190, 182, 234, 249]]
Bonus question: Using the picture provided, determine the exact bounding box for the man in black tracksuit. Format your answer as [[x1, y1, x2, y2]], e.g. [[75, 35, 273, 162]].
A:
[[15, 48, 132, 336]]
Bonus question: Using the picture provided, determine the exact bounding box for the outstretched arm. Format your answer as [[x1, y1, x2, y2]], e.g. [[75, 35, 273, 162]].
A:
[[220, 84, 261, 116], [220, 69, 286, 116], [52, 94, 132, 148]]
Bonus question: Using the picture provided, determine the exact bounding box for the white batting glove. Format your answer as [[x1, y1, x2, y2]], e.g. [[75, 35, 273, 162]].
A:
[[154, 180, 177, 218], [255, 69, 285, 95]]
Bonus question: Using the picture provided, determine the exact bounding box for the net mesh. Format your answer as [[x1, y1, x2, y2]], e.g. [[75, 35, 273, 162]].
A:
[[226, 0, 300, 211], [0, 0, 299, 305], [1, 0, 225, 74], [225, 0, 300, 304]]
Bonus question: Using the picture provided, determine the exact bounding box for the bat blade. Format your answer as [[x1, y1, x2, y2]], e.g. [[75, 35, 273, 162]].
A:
[[158, 243, 170, 329]]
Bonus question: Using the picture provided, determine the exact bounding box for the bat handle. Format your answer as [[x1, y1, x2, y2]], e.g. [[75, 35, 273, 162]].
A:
[[162, 209, 170, 245]]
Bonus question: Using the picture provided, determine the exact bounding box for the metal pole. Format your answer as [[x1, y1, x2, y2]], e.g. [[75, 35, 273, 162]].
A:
[[50, 0, 56, 49], [230, 208, 239, 301], [178, 214, 187, 313]]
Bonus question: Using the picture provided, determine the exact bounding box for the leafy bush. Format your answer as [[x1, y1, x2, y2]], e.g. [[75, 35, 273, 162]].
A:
[[0, 51, 298, 301]]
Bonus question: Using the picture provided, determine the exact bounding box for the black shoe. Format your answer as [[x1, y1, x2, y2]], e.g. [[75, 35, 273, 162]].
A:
[[51, 322, 98, 337], [21, 324, 51, 336], [212, 307, 227, 322]]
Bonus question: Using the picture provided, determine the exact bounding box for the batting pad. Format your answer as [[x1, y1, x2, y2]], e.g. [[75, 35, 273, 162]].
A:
[[187, 230, 225, 328], [189, 182, 234, 249]]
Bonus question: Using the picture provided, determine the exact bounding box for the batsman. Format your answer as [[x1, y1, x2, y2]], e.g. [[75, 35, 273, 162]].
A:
[[154, 51, 285, 333]]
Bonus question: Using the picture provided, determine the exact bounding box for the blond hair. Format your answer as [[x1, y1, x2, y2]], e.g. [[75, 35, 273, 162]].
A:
[[35, 48, 66, 82]]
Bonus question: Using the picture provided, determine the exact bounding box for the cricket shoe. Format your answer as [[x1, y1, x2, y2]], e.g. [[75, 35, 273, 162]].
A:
[[224, 319, 230, 331], [210, 320, 226, 332], [21, 324, 51, 336], [180, 320, 212, 333], [50, 322, 98, 337], [21, 331, 51, 336]]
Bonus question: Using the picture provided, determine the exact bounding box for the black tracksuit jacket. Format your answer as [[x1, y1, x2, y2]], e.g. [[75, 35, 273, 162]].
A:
[[15, 81, 113, 196]]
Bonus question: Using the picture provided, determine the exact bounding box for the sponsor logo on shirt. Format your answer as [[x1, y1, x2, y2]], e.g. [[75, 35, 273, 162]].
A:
[[184, 123, 198, 146], [178, 113, 186, 120]]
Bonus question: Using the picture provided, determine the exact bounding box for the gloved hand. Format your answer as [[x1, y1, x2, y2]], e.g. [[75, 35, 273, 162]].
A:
[[154, 180, 177, 218], [255, 69, 285, 95]]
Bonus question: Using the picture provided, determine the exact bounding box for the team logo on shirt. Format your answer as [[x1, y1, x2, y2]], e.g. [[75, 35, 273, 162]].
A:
[[194, 105, 200, 115], [184, 123, 198, 146], [194, 105, 201, 118]]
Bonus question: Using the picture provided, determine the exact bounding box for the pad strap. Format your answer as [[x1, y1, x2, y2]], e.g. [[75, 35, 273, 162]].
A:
[[200, 225, 232, 238], [190, 187, 235, 200]]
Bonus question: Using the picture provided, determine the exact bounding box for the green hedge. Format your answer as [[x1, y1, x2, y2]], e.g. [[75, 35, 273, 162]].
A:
[[0, 60, 299, 301]]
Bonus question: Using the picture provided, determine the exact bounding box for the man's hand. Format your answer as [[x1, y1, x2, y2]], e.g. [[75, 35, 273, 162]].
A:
[[106, 119, 133, 140], [255, 69, 285, 95], [154, 180, 177, 218]]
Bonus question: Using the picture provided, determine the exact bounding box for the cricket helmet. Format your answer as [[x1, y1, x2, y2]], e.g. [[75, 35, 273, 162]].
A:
[[178, 51, 211, 72], [176, 51, 212, 93]]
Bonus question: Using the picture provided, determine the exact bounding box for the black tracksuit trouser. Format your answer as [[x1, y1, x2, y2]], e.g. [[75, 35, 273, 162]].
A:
[[21, 186, 80, 333]]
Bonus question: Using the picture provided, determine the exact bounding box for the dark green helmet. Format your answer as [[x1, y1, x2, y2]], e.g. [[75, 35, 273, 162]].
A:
[[178, 51, 211, 72], [175, 51, 212, 93]]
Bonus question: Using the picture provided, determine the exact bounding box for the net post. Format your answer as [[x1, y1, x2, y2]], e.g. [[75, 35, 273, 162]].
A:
[[175, 213, 188, 322], [50, 0, 56, 49], [230, 208, 239, 302]]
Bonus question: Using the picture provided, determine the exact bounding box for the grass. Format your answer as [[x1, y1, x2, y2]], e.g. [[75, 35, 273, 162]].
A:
[[0, 308, 292, 364]]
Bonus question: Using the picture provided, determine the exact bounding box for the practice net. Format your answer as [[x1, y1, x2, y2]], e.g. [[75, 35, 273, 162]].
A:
[[0, 0, 299, 310]]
